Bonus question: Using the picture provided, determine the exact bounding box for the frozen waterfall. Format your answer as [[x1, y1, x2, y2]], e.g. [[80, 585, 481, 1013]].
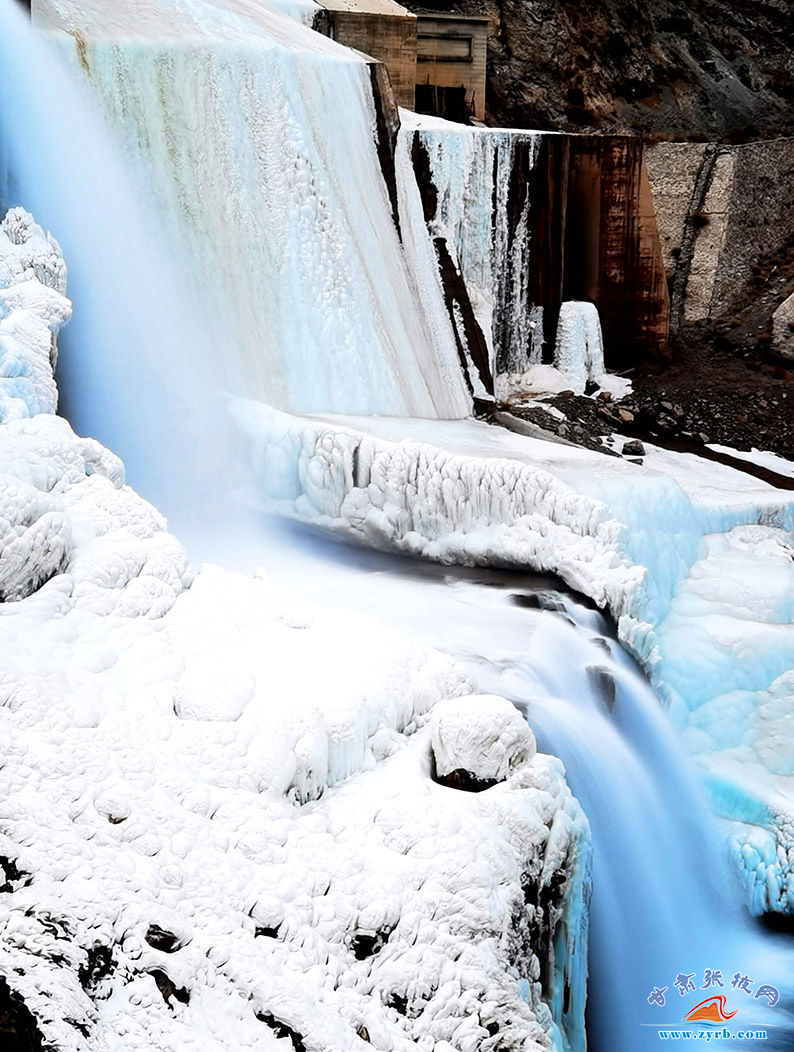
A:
[[31, 0, 470, 419]]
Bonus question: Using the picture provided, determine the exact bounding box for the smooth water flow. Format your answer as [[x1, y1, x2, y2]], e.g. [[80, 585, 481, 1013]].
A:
[[256, 529, 794, 1051], [31, 0, 470, 418], [0, 0, 239, 523]]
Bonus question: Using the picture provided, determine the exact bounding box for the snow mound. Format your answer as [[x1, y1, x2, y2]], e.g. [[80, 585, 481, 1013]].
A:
[[0, 414, 191, 613], [431, 694, 537, 787], [0, 467, 589, 1050], [0, 208, 71, 421]]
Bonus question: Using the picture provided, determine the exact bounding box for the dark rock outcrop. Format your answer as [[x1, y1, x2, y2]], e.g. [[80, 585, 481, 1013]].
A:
[[402, 0, 794, 142], [0, 977, 45, 1052]]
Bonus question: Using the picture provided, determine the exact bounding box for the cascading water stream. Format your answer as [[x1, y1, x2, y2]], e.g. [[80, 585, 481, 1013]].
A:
[[255, 528, 794, 1052], [0, 0, 241, 527], [30, 0, 470, 419], [0, 0, 467, 523]]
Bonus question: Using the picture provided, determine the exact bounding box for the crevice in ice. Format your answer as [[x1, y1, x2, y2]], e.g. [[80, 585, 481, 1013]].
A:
[[431, 761, 499, 793], [255, 1011, 307, 1052], [149, 968, 190, 1007], [368, 62, 402, 237], [349, 927, 392, 960], [77, 944, 114, 995]]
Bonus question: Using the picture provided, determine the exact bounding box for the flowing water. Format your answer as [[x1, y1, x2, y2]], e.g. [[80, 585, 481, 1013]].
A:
[[255, 525, 794, 1052], [0, 0, 240, 519]]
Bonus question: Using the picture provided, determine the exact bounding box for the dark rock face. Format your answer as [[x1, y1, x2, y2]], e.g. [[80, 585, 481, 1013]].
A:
[[402, 0, 794, 141], [433, 766, 500, 792], [0, 977, 45, 1052]]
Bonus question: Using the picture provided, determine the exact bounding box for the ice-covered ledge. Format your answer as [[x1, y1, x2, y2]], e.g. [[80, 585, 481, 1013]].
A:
[[237, 401, 794, 915], [0, 212, 589, 1051]]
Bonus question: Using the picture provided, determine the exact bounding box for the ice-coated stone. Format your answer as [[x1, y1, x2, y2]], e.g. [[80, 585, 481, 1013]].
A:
[[431, 693, 537, 787]]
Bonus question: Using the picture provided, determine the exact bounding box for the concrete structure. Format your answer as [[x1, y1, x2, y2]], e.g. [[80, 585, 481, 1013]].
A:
[[314, 0, 418, 110], [314, 3, 488, 123], [552, 136, 669, 366], [415, 13, 488, 122], [408, 128, 670, 385], [773, 293, 794, 360], [645, 138, 794, 332]]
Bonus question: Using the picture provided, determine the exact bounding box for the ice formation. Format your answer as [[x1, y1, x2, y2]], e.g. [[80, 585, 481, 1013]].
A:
[[0, 215, 589, 1050], [240, 403, 794, 911], [396, 113, 542, 400], [22, 3, 620, 421], [31, 0, 470, 419], [0, 207, 70, 422], [552, 302, 605, 394]]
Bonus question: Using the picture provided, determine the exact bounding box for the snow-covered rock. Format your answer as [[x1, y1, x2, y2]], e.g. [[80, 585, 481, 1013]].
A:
[[0, 207, 70, 422], [431, 694, 537, 787]]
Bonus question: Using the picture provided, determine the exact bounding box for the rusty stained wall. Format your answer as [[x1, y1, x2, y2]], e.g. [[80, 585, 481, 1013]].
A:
[[568, 137, 670, 367], [316, 10, 417, 109], [523, 136, 669, 368]]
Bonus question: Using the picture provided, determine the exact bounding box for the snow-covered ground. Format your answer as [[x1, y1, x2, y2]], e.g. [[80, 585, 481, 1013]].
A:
[[0, 213, 589, 1051], [708, 443, 794, 482], [238, 402, 794, 912]]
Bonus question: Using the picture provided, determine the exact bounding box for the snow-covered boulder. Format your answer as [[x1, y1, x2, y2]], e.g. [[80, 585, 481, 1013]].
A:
[[431, 693, 537, 789]]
